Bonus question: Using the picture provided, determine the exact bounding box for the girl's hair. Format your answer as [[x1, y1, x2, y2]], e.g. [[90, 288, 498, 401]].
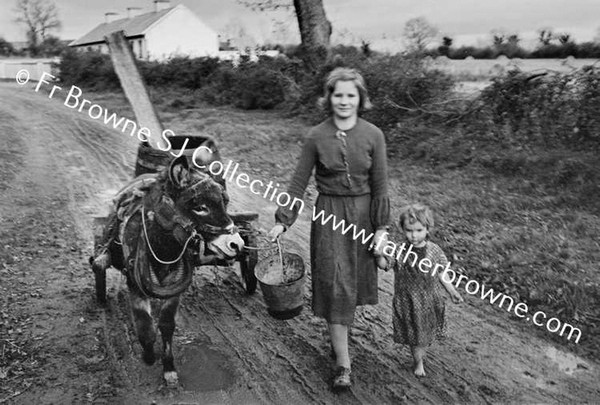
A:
[[317, 67, 373, 113], [399, 203, 435, 231]]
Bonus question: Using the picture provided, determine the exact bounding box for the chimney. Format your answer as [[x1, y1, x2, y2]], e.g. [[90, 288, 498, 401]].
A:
[[127, 7, 142, 18], [154, 0, 170, 12], [104, 12, 119, 23]]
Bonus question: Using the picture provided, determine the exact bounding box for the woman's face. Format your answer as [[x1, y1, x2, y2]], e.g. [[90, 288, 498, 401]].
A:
[[330, 80, 360, 120]]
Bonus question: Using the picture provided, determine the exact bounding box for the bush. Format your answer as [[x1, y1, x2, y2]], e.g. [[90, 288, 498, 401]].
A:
[[448, 46, 496, 59], [471, 66, 600, 149], [530, 43, 577, 58], [56, 48, 119, 90], [0, 37, 14, 56], [234, 66, 288, 109], [58, 51, 222, 92], [140, 56, 220, 89], [290, 49, 456, 132], [362, 55, 455, 131], [56, 46, 455, 119], [201, 57, 298, 110]]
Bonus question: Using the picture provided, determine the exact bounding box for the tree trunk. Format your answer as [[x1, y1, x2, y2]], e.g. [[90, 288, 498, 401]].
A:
[[293, 0, 331, 69]]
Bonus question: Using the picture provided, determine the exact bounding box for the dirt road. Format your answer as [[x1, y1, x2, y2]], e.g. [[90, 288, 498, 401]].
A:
[[0, 81, 599, 404]]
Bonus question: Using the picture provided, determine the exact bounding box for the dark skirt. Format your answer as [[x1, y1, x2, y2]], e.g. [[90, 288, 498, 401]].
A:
[[310, 193, 378, 325]]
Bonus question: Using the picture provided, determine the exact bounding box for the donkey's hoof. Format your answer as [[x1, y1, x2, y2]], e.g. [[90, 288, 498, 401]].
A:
[[164, 371, 179, 387], [142, 348, 156, 365]]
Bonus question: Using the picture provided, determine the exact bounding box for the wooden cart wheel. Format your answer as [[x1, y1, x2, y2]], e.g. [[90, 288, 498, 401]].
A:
[[94, 267, 107, 305], [92, 227, 107, 305], [240, 230, 258, 295]]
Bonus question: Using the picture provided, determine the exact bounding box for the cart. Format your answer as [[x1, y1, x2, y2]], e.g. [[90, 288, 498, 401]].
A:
[[91, 31, 258, 303]]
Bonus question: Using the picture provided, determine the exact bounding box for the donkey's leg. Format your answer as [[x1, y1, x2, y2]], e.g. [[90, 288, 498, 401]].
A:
[[158, 296, 180, 386], [130, 293, 156, 365]]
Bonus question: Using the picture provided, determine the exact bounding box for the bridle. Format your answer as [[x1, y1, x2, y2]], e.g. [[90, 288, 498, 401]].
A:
[[139, 175, 238, 265], [141, 205, 199, 265]]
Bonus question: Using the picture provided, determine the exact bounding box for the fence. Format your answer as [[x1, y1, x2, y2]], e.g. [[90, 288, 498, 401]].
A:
[[0, 58, 59, 81]]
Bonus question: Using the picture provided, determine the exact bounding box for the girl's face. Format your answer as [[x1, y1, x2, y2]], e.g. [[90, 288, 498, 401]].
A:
[[330, 80, 360, 120], [402, 219, 428, 248]]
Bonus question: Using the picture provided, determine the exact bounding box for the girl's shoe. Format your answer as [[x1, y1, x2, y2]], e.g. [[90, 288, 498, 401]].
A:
[[332, 366, 351, 389]]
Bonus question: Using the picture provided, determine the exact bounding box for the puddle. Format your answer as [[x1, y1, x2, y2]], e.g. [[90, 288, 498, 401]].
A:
[[545, 346, 590, 375], [178, 340, 235, 392]]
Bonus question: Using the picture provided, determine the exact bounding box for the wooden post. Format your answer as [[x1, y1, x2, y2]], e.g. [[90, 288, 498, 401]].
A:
[[105, 30, 165, 151]]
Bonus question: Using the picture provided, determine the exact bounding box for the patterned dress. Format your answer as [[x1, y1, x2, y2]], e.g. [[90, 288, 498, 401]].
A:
[[392, 241, 448, 346], [275, 117, 390, 325]]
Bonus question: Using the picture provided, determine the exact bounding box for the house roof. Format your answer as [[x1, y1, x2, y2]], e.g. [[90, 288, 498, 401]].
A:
[[69, 6, 175, 46]]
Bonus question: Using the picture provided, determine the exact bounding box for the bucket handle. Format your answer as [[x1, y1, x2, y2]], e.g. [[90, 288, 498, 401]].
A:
[[276, 237, 289, 282]]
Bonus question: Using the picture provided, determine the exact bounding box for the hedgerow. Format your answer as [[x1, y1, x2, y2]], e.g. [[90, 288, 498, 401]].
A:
[[57, 48, 119, 90], [471, 66, 600, 150], [56, 47, 600, 155]]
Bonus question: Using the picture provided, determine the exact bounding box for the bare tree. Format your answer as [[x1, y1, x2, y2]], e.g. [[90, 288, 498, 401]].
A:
[[14, 0, 61, 54], [491, 30, 523, 57], [491, 28, 507, 47], [221, 17, 258, 52], [238, 0, 331, 68], [538, 28, 554, 46], [0, 37, 15, 56], [332, 26, 359, 46], [507, 34, 520, 46], [271, 18, 297, 45], [438, 36, 453, 56], [402, 17, 438, 54], [558, 33, 571, 45]]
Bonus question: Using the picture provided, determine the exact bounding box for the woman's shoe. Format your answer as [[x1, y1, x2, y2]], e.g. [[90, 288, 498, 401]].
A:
[[332, 366, 351, 390]]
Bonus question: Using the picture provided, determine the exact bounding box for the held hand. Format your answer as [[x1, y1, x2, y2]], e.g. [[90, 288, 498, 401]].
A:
[[450, 290, 464, 304], [375, 255, 390, 271], [370, 229, 389, 256], [267, 224, 285, 242]]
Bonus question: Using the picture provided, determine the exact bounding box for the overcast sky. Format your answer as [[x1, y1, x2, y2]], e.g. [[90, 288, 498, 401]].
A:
[[1, 0, 599, 52]]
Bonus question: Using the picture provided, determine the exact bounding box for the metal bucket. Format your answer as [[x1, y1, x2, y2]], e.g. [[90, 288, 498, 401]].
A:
[[255, 251, 305, 320]]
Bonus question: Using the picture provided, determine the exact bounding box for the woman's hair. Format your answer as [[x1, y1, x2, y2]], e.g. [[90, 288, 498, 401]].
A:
[[317, 67, 373, 113], [399, 203, 434, 231]]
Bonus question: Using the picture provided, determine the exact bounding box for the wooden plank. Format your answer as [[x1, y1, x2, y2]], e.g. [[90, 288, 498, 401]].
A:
[[105, 30, 164, 150]]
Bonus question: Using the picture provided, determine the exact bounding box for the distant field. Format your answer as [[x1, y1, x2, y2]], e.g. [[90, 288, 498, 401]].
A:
[[430, 57, 600, 80]]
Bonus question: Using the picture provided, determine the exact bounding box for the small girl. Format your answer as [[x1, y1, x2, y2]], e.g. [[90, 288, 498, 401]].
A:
[[376, 203, 463, 376]]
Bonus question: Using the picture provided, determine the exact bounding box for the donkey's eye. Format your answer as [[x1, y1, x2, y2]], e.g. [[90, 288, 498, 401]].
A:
[[192, 204, 209, 216]]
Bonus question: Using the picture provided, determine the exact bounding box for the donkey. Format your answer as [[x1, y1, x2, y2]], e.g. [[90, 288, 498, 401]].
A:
[[91, 156, 244, 385]]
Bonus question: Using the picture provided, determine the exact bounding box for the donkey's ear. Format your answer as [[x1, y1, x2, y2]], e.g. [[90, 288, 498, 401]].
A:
[[168, 156, 190, 188]]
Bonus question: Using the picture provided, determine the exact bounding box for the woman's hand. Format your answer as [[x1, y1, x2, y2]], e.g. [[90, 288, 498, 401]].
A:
[[370, 229, 389, 256], [375, 255, 392, 271], [267, 224, 286, 242]]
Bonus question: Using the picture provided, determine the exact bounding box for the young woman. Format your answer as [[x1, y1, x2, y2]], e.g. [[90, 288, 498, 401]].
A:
[[268, 67, 390, 390]]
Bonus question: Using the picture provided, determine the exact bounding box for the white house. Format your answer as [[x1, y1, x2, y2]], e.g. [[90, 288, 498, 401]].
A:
[[69, 2, 218, 60]]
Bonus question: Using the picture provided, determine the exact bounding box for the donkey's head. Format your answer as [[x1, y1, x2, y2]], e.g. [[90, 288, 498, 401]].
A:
[[163, 156, 244, 260]]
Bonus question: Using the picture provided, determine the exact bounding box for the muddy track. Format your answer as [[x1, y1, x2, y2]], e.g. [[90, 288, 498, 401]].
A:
[[1, 81, 599, 404]]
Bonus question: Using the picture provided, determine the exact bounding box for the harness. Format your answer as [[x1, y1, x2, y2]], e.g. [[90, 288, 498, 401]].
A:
[[141, 205, 199, 265], [114, 174, 234, 299]]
